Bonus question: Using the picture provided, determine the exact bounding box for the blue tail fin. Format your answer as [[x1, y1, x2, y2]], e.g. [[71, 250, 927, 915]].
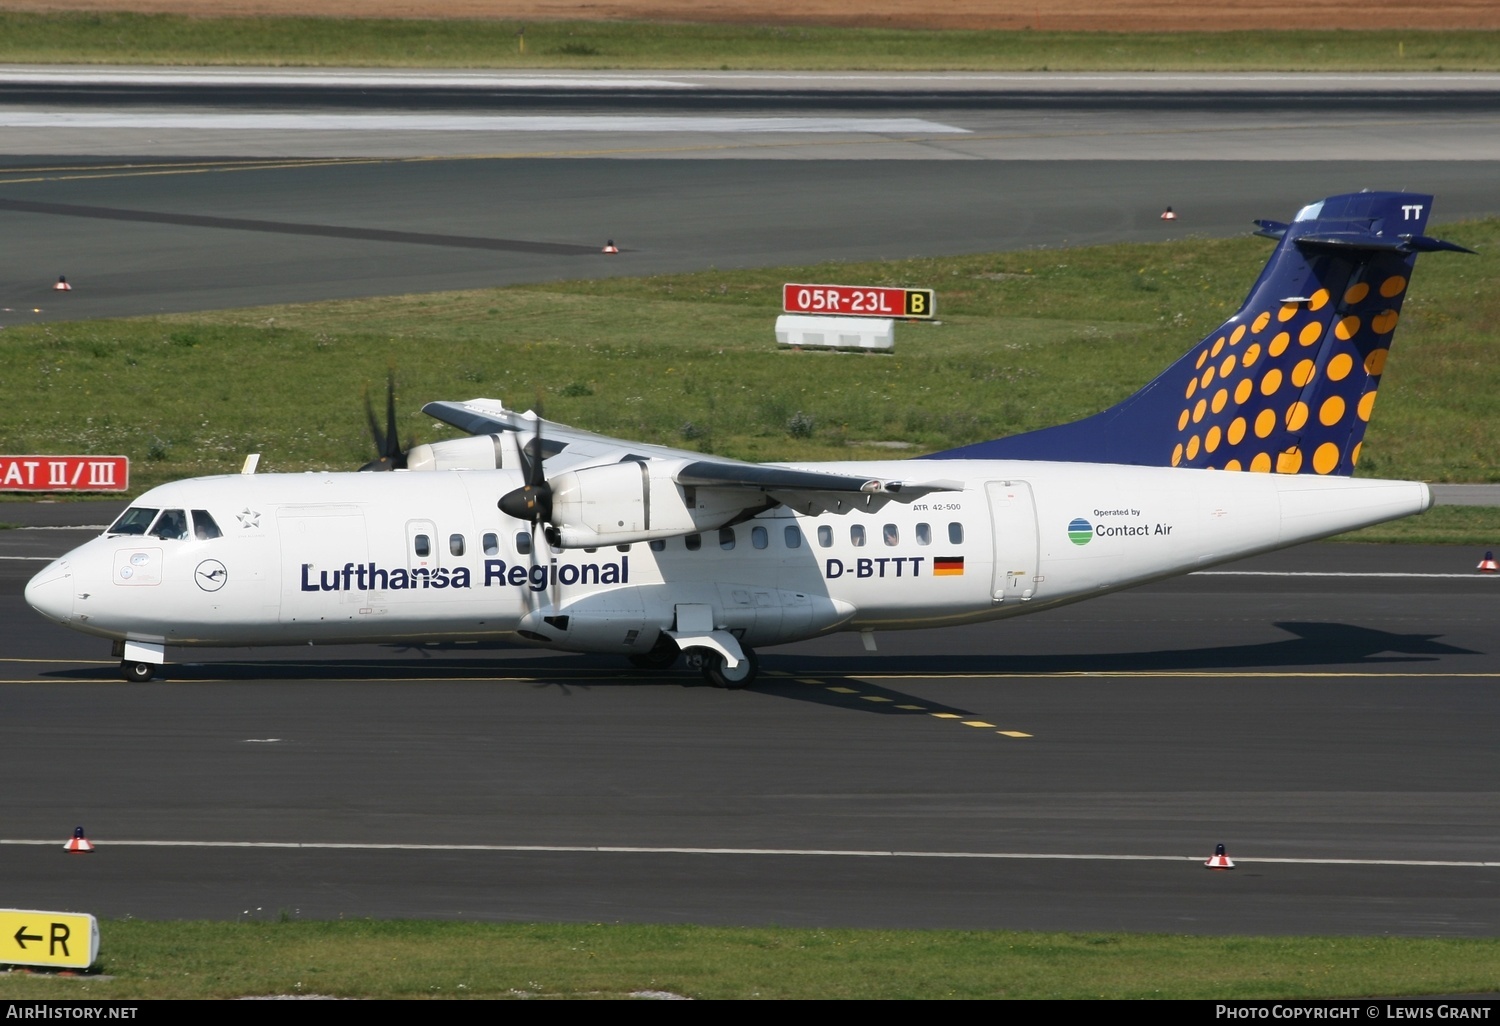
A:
[[924, 192, 1471, 475]]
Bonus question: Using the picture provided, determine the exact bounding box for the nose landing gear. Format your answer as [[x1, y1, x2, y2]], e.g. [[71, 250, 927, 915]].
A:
[[120, 661, 156, 683], [114, 640, 164, 683]]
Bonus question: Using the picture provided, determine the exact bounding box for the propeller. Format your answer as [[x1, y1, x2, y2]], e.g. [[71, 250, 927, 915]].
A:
[[498, 409, 557, 545], [359, 369, 408, 472], [499, 407, 565, 620]]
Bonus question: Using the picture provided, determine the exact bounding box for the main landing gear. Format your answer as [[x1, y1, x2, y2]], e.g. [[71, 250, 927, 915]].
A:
[[625, 637, 760, 688], [627, 635, 681, 671], [698, 647, 758, 689]]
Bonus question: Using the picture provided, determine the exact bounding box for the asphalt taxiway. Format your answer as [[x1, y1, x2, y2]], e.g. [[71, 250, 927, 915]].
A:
[[3, 522, 1497, 935]]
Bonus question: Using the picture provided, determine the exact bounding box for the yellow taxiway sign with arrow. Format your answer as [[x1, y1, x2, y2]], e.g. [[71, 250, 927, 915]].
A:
[[0, 908, 98, 969]]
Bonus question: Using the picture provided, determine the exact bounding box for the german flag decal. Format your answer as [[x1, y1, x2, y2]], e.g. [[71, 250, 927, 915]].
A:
[[933, 556, 965, 576]]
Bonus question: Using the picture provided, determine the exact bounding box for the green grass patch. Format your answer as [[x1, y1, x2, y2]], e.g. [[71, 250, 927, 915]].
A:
[[1, 219, 1495, 541], [1341, 503, 1500, 545], [0, 920, 1497, 999], [2, 12, 1499, 71]]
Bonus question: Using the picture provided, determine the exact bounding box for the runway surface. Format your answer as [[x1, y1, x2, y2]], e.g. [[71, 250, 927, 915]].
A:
[[3, 516, 1498, 935], [0, 71, 1497, 936]]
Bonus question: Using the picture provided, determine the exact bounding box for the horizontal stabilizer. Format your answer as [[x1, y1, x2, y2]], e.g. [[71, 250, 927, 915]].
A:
[[1401, 234, 1475, 254], [1295, 231, 1474, 254]]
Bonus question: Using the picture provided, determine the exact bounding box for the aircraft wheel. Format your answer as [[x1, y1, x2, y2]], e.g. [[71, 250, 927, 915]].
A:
[[120, 660, 156, 683], [701, 647, 758, 689], [628, 637, 680, 671]]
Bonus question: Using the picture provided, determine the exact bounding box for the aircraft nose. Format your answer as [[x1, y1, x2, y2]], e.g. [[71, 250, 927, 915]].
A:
[[25, 560, 74, 624]]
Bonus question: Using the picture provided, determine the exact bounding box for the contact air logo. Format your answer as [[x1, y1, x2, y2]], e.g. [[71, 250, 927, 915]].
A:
[[1068, 518, 1093, 546]]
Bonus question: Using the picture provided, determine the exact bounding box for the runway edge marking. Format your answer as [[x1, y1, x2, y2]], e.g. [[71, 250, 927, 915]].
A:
[[0, 839, 1494, 868]]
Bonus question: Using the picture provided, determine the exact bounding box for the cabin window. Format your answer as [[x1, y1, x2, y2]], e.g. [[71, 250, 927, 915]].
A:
[[191, 510, 223, 540], [784, 525, 802, 549], [685, 533, 702, 551], [752, 526, 769, 550], [449, 534, 465, 557], [719, 528, 736, 550], [413, 534, 431, 558], [649, 539, 666, 552], [515, 531, 532, 555], [109, 507, 159, 536], [883, 524, 899, 546], [850, 524, 866, 547], [949, 522, 964, 545], [915, 522, 931, 546], [483, 533, 499, 556], [617, 544, 631, 552], [150, 509, 188, 541], [817, 525, 832, 548]]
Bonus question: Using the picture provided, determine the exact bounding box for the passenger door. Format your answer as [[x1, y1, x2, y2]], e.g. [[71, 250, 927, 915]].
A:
[[986, 481, 1041, 605]]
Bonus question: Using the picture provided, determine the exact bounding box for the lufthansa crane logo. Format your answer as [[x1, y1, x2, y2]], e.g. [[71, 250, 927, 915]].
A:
[[195, 559, 228, 592]]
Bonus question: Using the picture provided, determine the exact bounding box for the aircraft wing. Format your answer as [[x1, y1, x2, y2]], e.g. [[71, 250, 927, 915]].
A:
[[424, 398, 722, 466], [422, 398, 962, 514]]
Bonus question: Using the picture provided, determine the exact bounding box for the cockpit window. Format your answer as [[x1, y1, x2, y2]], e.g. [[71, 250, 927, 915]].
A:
[[109, 507, 159, 536], [192, 510, 223, 540], [150, 509, 189, 541]]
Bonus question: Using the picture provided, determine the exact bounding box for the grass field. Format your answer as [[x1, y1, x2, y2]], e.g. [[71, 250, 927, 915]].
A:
[[2, 11, 1500, 71], [1, 222, 1495, 542], [1, 920, 1498, 999]]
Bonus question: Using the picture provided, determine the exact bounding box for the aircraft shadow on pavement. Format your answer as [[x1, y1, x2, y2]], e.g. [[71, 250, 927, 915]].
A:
[[738, 620, 1485, 718], [771, 621, 1480, 679], [29, 622, 1479, 717]]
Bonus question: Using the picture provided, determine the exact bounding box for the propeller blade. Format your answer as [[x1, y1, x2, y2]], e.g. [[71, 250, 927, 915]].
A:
[[358, 370, 409, 471], [527, 402, 546, 488], [383, 369, 402, 462], [498, 403, 553, 525], [363, 385, 386, 457]]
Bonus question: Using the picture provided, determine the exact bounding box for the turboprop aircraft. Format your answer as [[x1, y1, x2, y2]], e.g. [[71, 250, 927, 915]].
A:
[[25, 191, 1472, 686]]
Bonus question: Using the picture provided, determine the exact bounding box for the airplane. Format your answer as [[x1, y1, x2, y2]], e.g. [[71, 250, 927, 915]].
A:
[[25, 191, 1473, 687]]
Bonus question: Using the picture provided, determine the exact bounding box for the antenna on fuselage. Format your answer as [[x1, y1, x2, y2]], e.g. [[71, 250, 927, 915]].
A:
[[240, 453, 260, 475]]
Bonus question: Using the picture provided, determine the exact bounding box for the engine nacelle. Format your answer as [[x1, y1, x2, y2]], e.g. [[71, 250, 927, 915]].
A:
[[549, 460, 765, 548], [405, 434, 510, 472]]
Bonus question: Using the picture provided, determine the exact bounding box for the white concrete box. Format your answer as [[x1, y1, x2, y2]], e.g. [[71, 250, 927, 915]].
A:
[[775, 314, 894, 351]]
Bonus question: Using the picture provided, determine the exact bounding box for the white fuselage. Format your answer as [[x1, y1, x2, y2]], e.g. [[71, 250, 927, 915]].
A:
[[25, 460, 1431, 657]]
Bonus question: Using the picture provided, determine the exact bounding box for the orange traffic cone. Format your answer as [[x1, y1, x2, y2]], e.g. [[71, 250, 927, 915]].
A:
[[1204, 842, 1235, 870], [1478, 551, 1498, 573], [64, 826, 94, 853], [602, 240, 619, 254], [53, 276, 72, 291], [1160, 207, 1177, 221]]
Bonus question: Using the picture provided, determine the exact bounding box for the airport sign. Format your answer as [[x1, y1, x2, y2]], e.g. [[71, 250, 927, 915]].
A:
[[0, 909, 99, 970], [0, 455, 129, 492], [783, 284, 935, 319]]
